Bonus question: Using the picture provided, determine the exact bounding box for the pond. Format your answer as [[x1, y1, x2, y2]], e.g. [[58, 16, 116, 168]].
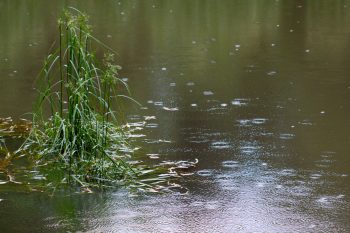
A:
[[1, 0, 350, 232]]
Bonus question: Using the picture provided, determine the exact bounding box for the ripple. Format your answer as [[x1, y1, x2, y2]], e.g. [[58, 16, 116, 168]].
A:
[[279, 133, 295, 140], [310, 173, 322, 179], [211, 141, 231, 149], [252, 118, 268, 125], [222, 160, 239, 168], [203, 91, 214, 96], [231, 98, 249, 106], [145, 123, 159, 128], [240, 146, 258, 154], [197, 169, 215, 177]]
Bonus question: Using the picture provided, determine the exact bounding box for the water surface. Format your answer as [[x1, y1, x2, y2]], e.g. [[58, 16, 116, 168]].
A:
[[1, 0, 350, 232]]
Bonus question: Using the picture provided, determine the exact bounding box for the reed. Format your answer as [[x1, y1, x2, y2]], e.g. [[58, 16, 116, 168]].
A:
[[23, 8, 137, 188]]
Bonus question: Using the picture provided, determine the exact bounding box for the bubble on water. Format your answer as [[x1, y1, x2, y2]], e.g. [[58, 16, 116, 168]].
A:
[[161, 67, 167, 71], [169, 82, 176, 87], [320, 111, 325, 114], [276, 24, 280, 27], [289, 29, 294, 32], [305, 49, 310, 53], [122, 77, 128, 82], [154, 101, 163, 106], [191, 103, 198, 107], [147, 100, 153, 104], [186, 82, 195, 86], [220, 103, 228, 107], [235, 44, 241, 48], [120, 11, 125, 15], [210, 60, 216, 64], [261, 163, 267, 166], [192, 40, 197, 44]]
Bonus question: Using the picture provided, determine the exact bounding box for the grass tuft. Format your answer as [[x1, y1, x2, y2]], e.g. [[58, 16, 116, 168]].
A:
[[22, 8, 138, 189]]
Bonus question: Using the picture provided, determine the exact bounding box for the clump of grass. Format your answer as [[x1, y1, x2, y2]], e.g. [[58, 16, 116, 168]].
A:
[[22, 8, 138, 188]]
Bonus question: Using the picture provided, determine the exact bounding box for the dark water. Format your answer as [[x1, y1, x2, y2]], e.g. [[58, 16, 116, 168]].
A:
[[1, 0, 350, 232]]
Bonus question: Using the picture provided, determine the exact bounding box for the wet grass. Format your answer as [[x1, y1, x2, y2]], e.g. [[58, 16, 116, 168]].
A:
[[19, 8, 139, 189]]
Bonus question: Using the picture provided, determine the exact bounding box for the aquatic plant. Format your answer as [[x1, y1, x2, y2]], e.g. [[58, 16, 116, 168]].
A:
[[22, 8, 138, 188]]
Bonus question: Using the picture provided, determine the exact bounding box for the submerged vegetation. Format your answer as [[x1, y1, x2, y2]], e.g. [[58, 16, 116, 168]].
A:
[[20, 8, 138, 189]]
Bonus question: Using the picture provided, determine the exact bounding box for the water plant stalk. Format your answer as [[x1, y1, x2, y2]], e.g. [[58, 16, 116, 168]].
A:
[[23, 8, 137, 188]]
